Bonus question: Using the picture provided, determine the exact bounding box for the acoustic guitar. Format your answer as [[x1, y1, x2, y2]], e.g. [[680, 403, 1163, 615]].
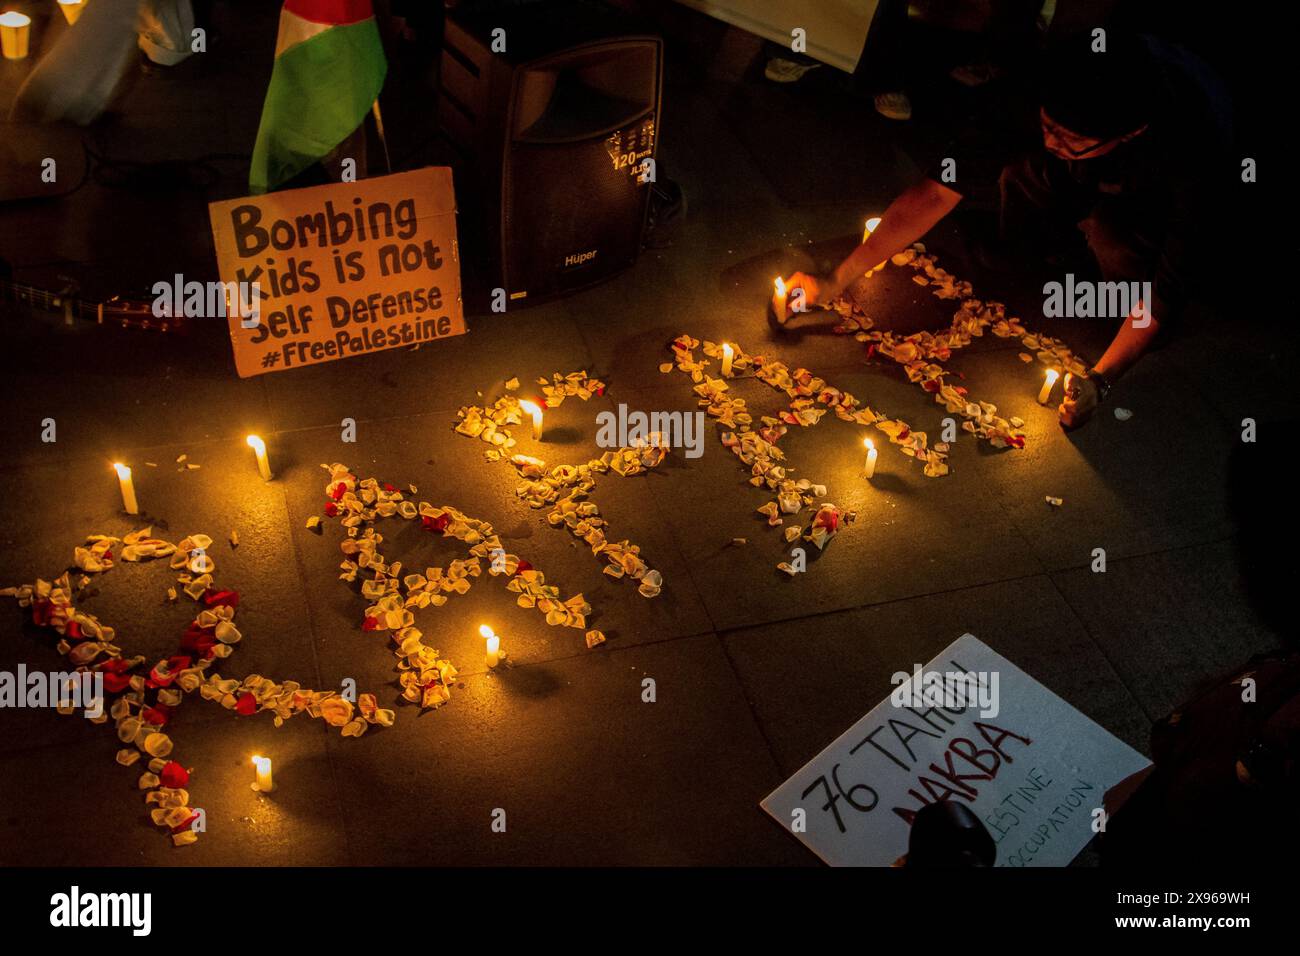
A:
[[0, 260, 176, 331]]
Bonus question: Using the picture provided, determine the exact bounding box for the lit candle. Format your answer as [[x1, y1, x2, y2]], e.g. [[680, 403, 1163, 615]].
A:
[[113, 463, 139, 515], [251, 755, 274, 792], [0, 11, 31, 60], [721, 343, 734, 377], [863, 438, 878, 479], [518, 400, 543, 441], [1038, 369, 1060, 405], [773, 277, 788, 324], [57, 0, 84, 25], [479, 624, 501, 668], [246, 434, 272, 480]]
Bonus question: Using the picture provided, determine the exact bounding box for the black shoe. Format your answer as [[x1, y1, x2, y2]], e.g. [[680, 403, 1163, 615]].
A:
[[645, 177, 686, 249]]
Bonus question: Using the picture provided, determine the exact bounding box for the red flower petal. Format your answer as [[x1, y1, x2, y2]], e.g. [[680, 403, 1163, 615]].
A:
[[421, 514, 450, 533], [235, 693, 258, 716], [324, 502, 339, 517], [148, 655, 193, 689], [169, 811, 200, 834], [202, 589, 239, 609], [362, 616, 379, 632], [513, 559, 533, 576], [104, 673, 132, 693], [159, 761, 189, 788], [142, 704, 171, 726], [331, 482, 347, 501], [179, 628, 216, 658], [99, 659, 133, 693], [30, 600, 52, 627]]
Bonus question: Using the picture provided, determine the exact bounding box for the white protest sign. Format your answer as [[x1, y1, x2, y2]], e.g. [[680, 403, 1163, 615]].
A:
[[762, 633, 1151, 866]]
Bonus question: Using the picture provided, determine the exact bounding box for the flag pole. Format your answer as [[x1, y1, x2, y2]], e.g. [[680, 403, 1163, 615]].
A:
[[371, 99, 392, 174]]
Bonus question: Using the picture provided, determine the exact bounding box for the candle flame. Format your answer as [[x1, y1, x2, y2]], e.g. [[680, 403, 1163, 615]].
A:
[[0, 11, 31, 26], [245, 434, 266, 452], [518, 400, 541, 417], [722, 343, 733, 354], [864, 438, 874, 450], [865, 217, 881, 234], [251, 755, 268, 768], [774, 277, 786, 296], [479, 624, 495, 639], [112, 462, 130, 478], [1045, 369, 1060, 384]]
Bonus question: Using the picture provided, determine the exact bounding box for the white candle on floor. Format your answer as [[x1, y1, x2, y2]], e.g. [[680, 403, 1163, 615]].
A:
[[251, 755, 274, 792], [480, 624, 501, 668], [113, 463, 139, 515], [1038, 369, 1060, 405], [246, 435, 272, 480], [721, 343, 734, 377], [773, 277, 788, 323], [863, 438, 878, 479], [519, 400, 543, 441]]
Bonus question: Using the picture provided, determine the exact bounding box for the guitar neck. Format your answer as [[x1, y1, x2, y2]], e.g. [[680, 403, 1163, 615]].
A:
[[0, 276, 76, 312], [0, 276, 172, 331]]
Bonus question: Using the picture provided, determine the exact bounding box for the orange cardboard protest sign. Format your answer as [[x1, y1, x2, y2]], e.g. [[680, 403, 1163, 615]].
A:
[[208, 167, 465, 378]]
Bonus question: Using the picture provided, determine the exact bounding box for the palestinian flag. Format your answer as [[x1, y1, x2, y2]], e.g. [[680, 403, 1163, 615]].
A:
[[249, 0, 387, 194]]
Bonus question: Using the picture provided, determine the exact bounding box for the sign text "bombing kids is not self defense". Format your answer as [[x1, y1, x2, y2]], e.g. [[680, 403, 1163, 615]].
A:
[[208, 166, 467, 377]]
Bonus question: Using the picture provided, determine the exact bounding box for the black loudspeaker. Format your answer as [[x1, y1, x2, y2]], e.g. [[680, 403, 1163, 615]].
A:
[[439, 0, 662, 306]]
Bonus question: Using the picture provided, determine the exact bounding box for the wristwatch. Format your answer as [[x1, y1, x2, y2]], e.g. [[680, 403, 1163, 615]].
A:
[[1086, 367, 1112, 403]]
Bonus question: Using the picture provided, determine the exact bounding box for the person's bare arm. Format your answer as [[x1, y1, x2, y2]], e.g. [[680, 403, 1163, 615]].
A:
[[1093, 303, 1160, 381], [1059, 301, 1160, 427], [778, 179, 964, 318], [825, 178, 963, 299]]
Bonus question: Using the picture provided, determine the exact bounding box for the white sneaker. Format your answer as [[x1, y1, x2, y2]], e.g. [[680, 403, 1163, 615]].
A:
[[765, 57, 822, 83], [874, 91, 912, 121], [949, 62, 1002, 87]]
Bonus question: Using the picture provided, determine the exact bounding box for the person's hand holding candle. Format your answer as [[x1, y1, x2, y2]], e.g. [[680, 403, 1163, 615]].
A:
[[773, 272, 839, 323], [1059, 372, 1100, 429]]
